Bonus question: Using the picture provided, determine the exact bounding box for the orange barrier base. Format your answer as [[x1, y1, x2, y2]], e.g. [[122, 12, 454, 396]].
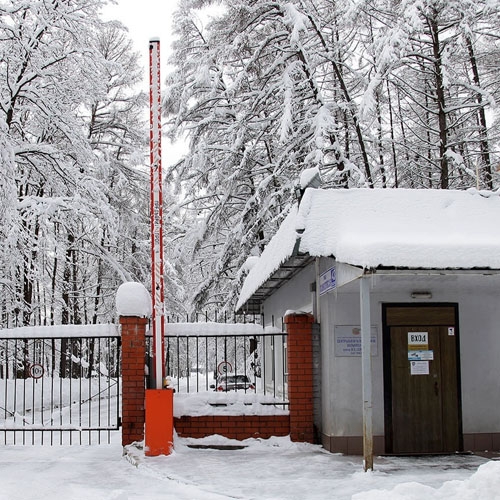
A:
[[145, 389, 174, 456]]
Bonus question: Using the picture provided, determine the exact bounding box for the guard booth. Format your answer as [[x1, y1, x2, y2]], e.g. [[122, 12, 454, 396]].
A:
[[237, 188, 500, 457]]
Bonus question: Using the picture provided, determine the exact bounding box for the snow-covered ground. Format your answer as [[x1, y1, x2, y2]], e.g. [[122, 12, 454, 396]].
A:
[[0, 432, 499, 500]]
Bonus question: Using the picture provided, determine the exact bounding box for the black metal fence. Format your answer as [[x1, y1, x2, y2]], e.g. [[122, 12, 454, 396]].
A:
[[147, 316, 288, 405], [0, 333, 120, 445]]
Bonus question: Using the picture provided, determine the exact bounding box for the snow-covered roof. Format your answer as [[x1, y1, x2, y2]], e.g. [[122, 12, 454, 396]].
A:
[[237, 188, 500, 310]]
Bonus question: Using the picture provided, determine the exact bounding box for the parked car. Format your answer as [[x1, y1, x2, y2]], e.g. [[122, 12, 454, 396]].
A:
[[210, 374, 255, 392]]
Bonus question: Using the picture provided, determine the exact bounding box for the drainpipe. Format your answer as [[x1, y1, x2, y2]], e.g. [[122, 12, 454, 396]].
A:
[[360, 274, 373, 471], [314, 257, 321, 323]]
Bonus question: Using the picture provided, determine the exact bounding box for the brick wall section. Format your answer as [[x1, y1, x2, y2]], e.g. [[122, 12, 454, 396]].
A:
[[285, 313, 315, 443], [174, 415, 290, 440], [312, 322, 322, 442], [120, 316, 148, 446]]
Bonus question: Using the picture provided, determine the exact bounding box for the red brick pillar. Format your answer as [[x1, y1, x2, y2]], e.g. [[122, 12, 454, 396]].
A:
[[120, 316, 148, 446], [285, 312, 314, 443]]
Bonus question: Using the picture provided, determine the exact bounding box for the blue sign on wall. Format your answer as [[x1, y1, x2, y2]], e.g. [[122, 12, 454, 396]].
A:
[[319, 267, 336, 295]]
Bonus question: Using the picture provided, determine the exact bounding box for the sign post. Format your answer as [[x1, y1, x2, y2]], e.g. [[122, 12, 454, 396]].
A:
[[149, 38, 165, 389]]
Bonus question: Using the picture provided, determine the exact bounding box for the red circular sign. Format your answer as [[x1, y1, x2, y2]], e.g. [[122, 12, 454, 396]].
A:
[[29, 364, 44, 379], [217, 361, 232, 375]]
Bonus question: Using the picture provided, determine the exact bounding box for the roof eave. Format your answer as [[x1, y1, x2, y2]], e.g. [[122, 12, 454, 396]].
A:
[[371, 266, 500, 275], [238, 258, 500, 313], [237, 253, 314, 313]]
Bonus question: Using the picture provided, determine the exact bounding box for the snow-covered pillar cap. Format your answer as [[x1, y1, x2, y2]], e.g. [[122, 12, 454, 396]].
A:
[[116, 282, 152, 318]]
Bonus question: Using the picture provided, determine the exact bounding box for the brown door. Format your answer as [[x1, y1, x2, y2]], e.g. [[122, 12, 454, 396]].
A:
[[383, 305, 462, 454]]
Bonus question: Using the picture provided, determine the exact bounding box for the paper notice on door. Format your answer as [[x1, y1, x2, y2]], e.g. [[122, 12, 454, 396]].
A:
[[408, 350, 434, 361], [410, 360, 429, 375]]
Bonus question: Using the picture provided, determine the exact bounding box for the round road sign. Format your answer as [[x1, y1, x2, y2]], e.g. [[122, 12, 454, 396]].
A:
[[217, 361, 232, 375], [29, 364, 44, 379]]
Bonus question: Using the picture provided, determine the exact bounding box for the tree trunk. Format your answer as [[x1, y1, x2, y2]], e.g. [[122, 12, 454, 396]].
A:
[[376, 90, 387, 188], [466, 35, 493, 189], [429, 8, 449, 189], [306, 11, 374, 186], [386, 80, 398, 187]]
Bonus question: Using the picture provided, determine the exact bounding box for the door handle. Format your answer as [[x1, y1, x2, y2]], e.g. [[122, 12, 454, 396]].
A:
[[434, 381, 439, 396]]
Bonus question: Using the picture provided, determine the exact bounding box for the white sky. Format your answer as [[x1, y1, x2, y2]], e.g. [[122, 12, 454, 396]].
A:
[[102, 0, 187, 166], [102, 0, 179, 84], [101, 1, 226, 168]]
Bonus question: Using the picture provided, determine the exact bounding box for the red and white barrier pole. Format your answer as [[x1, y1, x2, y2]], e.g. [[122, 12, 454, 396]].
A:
[[146, 38, 173, 457], [149, 38, 165, 389]]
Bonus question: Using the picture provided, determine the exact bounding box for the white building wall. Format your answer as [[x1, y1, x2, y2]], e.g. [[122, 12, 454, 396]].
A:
[[321, 271, 500, 438], [457, 292, 500, 434], [261, 265, 316, 329], [261, 260, 500, 440], [320, 287, 385, 436]]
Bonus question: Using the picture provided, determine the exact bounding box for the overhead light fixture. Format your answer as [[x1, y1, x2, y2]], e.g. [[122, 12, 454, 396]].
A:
[[411, 291, 432, 299]]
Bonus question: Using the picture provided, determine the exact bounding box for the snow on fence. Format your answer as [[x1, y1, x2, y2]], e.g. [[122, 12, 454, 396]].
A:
[[0, 324, 118, 339]]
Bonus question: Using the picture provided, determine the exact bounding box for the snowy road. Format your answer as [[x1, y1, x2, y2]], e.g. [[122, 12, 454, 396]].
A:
[[0, 433, 498, 500]]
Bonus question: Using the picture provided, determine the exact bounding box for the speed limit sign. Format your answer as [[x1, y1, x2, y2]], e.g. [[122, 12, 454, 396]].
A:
[[29, 364, 44, 379]]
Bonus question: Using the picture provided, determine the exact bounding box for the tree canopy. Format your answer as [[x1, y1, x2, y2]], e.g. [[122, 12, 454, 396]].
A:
[[163, 0, 499, 313], [0, 0, 152, 326], [1, 0, 498, 324]]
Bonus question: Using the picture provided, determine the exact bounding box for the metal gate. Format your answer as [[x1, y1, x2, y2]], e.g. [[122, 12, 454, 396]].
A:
[[0, 329, 121, 445]]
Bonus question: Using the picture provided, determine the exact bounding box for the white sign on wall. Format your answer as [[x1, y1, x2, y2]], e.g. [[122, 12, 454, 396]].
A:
[[334, 326, 378, 357]]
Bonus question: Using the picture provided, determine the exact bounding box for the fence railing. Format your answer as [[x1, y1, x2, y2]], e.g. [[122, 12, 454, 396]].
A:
[[0, 331, 120, 445], [146, 319, 288, 406]]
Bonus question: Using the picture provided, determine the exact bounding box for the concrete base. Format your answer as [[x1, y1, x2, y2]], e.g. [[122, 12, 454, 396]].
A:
[[321, 434, 385, 456], [463, 433, 500, 453], [321, 433, 500, 455]]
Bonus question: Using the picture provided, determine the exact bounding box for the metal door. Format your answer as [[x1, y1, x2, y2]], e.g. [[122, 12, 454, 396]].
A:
[[383, 305, 462, 454]]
